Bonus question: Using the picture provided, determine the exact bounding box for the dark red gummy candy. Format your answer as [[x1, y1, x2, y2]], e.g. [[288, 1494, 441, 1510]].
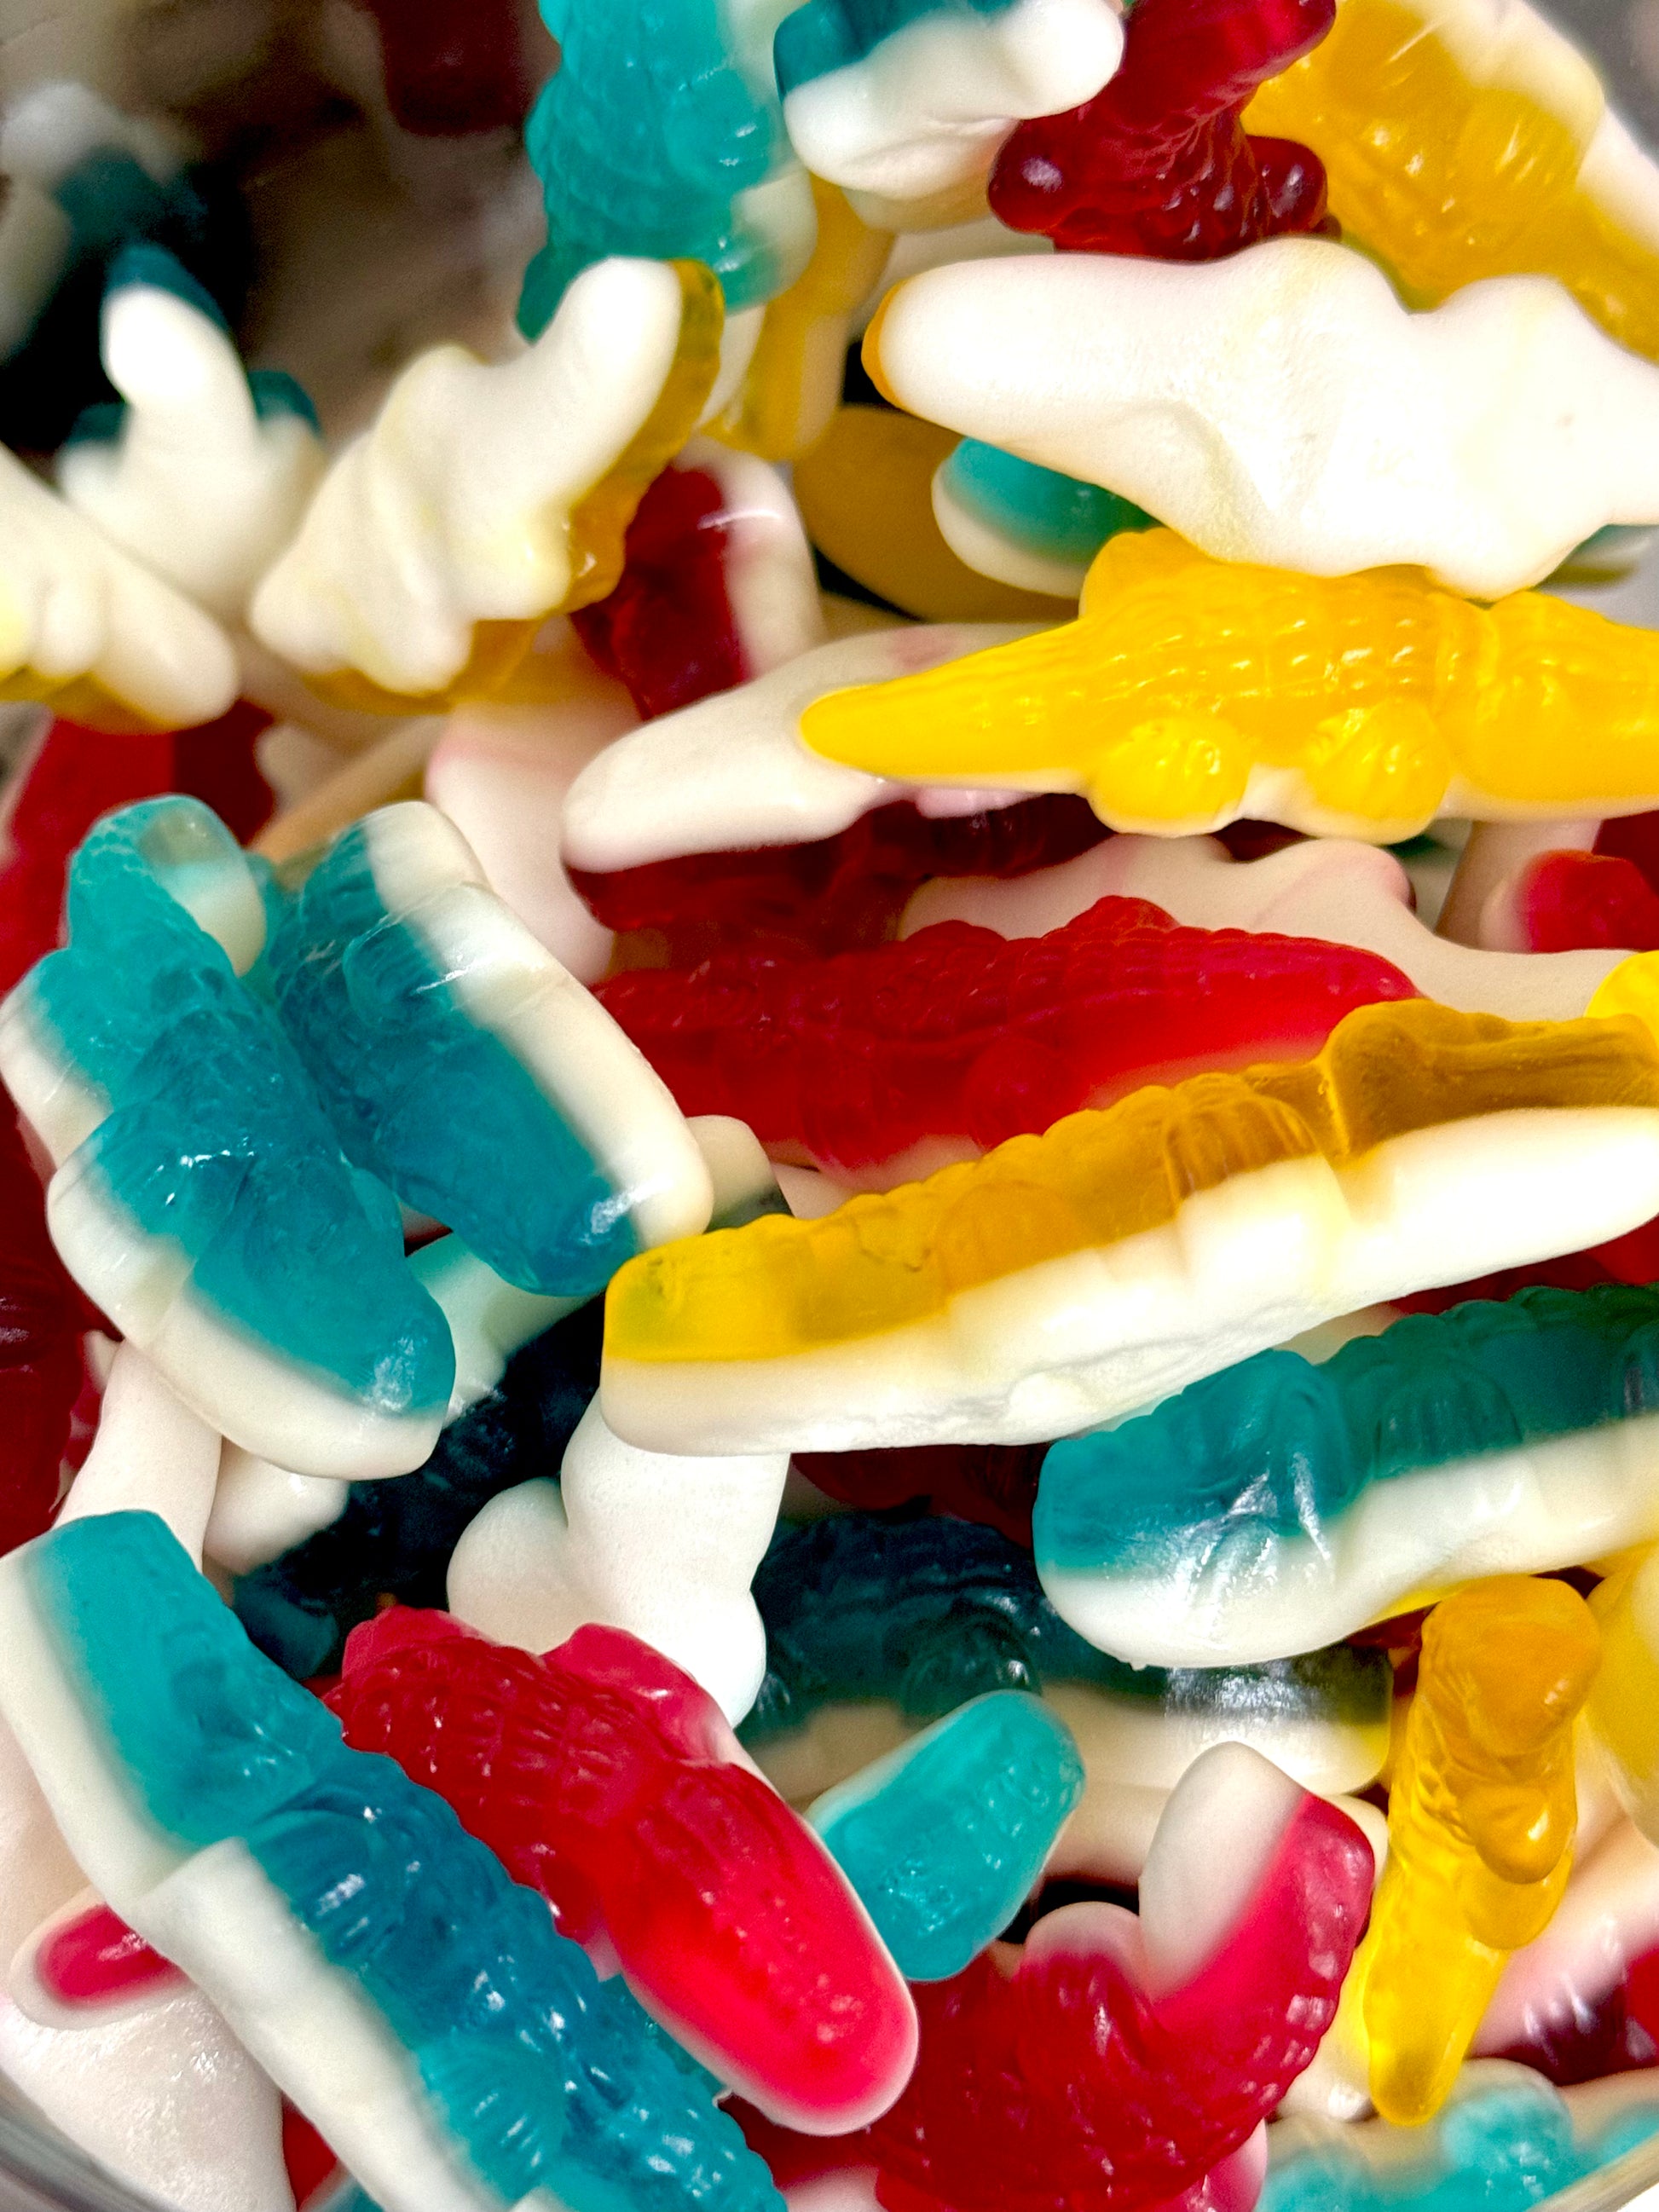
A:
[[988, 0, 1335, 260]]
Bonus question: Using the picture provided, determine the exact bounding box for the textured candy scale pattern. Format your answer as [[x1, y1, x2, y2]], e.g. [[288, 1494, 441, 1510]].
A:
[[595, 892, 1419, 1172], [268, 802, 710, 1298], [1262, 2065, 1659, 2212], [1038, 1281, 1659, 1666], [519, 0, 812, 336], [0, 798, 454, 1479], [330, 1606, 917, 2130], [0, 1510, 787, 2212], [573, 793, 1107, 968], [987, 0, 1334, 259], [806, 1692, 1083, 1979], [800, 528, 1659, 840], [1244, 0, 1659, 362], [862, 1749, 1373, 2212], [1352, 1577, 1600, 2125], [743, 1511, 1392, 1804], [600, 999, 1659, 1453]]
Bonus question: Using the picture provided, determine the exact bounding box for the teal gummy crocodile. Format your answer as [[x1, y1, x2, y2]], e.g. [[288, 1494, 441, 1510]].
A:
[[0, 798, 453, 1479], [1262, 2064, 1659, 2212], [809, 1691, 1084, 1979], [934, 440, 1156, 595], [1037, 1283, 1659, 1669], [0, 1510, 783, 2212], [742, 1514, 1390, 1816], [266, 803, 711, 1298], [517, 0, 813, 338]]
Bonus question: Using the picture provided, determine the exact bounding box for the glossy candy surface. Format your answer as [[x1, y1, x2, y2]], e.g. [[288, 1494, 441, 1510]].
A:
[[595, 893, 1418, 1174], [863, 1744, 1373, 2212], [863, 251, 1659, 603], [709, 177, 893, 462], [800, 527, 1659, 838], [331, 1606, 918, 2131], [0, 1510, 787, 2212], [1587, 1550, 1659, 1845], [561, 624, 1049, 892], [0, 705, 274, 997], [573, 445, 824, 719], [599, 1000, 1659, 1454], [987, 0, 1333, 260], [1262, 2064, 1659, 2212], [934, 441, 1156, 599], [1038, 1282, 1659, 1666], [0, 798, 454, 1478], [743, 1511, 1391, 1864], [572, 465, 748, 720], [806, 1692, 1083, 1978], [268, 802, 711, 1296], [1244, 0, 1659, 364], [1352, 1578, 1600, 2125], [1476, 1817, 1659, 2084], [519, 0, 812, 335]]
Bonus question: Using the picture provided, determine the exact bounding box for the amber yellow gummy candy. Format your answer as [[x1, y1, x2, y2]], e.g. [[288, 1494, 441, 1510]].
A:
[[710, 179, 894, 463], [1354, 1576, 1599, 2126], [797, 528, 1659, 835], [604, 999, 1659, 1369], [1245, 0, 1659, 361]]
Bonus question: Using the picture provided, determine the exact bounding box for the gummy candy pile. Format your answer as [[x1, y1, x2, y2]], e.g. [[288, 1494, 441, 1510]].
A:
[[20, 2, 1659, 2211]]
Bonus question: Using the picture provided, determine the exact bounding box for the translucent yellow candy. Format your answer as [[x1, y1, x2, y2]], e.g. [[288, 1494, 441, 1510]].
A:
[[600, 1000, 1659, 1455], [1245, 0, 1659, 362], [1352, 1576, 1599, 2126], [798, 527, 1659, 839], [710, 180, 894, 463]]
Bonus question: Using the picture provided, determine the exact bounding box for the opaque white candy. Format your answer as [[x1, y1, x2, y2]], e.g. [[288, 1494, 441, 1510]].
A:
[[869, 240, 1659, 598], [251, 258, 703, 698], [58, 273, 326, 623], [448, 1401, 787, 1726]]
